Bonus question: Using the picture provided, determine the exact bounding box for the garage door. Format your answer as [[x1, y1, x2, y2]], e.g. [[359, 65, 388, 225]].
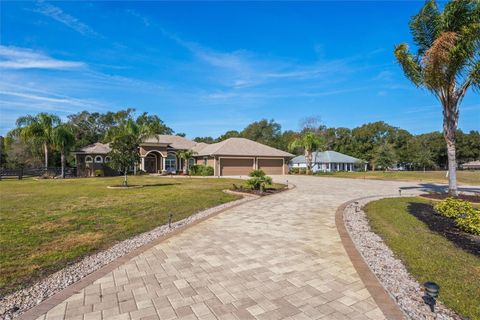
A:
[[220, 158, 254, 176], [258, 158, 284, 175]]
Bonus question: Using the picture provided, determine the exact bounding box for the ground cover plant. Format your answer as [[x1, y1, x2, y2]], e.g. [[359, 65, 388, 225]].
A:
[[314, 170, 480, 185], [365, 197, 480, 319], [0, 176, 279, 295]]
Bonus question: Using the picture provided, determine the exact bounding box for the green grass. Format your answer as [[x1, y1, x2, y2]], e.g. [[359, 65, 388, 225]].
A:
[[364, 197, 480, 319], [315, 170, 480, 185], [0, 176, 280, 295]]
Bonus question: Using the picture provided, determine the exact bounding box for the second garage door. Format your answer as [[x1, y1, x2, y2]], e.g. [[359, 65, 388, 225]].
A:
[[258, 158, 284, 175], [220, 158, 254, 176]]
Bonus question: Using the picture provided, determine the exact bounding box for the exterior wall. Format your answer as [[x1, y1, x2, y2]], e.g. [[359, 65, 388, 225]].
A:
[[76, 154, 117, 177], [290, 162, 364, 173], [139, 145, 168, 157]]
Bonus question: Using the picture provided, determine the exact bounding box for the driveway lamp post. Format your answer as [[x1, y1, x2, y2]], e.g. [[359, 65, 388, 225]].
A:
[[423, 282, 440, 312]]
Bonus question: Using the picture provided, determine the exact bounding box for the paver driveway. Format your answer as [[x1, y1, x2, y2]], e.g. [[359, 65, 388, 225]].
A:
[[33, 176, 426, 320]]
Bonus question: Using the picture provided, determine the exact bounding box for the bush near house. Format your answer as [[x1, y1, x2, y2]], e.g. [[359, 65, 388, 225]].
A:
[[434, 197, 480, 235], [190, 164, 214, 176]]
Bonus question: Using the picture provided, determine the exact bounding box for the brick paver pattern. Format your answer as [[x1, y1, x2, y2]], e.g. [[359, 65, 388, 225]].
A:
[[35, 176, 424, 320]]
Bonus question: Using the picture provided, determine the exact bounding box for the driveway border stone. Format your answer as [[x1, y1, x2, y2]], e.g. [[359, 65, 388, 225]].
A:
[[335, 196, 406, 320]]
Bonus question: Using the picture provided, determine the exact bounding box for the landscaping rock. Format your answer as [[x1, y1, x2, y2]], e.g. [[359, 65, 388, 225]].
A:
[[344, 197, 462, 320]]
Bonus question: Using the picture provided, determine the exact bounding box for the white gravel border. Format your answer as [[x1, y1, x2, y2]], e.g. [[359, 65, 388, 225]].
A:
[[343, 196, 461, 320], [0, 192, 257, 320]]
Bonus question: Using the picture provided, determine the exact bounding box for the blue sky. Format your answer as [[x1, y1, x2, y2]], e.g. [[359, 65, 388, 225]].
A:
[[1, 1, 478, 138]]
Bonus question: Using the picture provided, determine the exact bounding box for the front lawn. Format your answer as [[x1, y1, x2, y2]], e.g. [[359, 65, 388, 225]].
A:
[[315, 170, 480, 185], [0, 176, 272, 295], [364, 197, 480, 319]]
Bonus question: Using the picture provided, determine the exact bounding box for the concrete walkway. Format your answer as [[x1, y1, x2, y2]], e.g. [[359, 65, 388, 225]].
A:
[[32, 176, 429, 320]]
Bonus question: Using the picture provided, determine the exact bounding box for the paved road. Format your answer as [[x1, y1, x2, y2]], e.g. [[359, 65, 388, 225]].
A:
[[35, 176, 430, 320]]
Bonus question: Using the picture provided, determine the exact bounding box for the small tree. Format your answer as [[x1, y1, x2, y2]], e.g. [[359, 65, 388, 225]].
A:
[[52, 124, 75, 178], [177, 150, 196, 175], [288, 132, 326, 174], [246, 169, 272, 192], [374, 144, 397, 171], [106, 118, 157, 186], [412, 140, 436, 172]]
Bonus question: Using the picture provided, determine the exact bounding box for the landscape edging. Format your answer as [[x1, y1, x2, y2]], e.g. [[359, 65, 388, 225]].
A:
[[335, 195, 407, 320]]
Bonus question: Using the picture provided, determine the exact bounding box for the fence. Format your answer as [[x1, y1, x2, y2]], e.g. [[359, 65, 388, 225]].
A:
[[0, 167, 76, 180]]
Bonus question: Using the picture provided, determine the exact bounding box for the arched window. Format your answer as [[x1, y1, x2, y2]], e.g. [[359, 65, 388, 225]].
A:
[[104, 156, 111, 163], [165, 154, 177, 172], [85, 155, 93, 163], [94, 155, 103, 163]]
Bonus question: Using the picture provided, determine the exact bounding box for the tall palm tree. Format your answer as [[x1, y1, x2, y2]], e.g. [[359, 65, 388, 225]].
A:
[[177, 150, 196, 174], [15, 113, 61, 169], [52, 124, 75, 178], [394, 0, 479, 195], [288, 132, 326, 174]]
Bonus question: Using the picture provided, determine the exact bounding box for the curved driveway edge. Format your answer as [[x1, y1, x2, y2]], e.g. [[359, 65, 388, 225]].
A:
[[335, 197, 406, 320]]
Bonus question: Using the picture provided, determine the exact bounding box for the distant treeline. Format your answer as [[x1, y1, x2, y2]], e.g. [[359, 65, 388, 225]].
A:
[[0, 110, 478, 170]]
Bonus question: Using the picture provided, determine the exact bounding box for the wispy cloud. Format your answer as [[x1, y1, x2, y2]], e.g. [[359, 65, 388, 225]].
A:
[[0, 46, 84, 69], [126, 9, 151, 27], [34, 1, 101, 38]]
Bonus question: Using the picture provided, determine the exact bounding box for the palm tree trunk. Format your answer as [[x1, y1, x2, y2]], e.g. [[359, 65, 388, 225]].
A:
[[305, 150, 312, 174], [124, 170, 128, 187], [183, 158, 187, 175], [61, 150, 65, 178], [443, 101, 459, 196], [43, 142, 48, 169]]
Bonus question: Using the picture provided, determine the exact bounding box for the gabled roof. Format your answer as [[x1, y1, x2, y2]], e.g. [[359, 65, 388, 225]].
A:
[[195, 138, 293, 157], [290, 151, 366, 164], [142, 135, 197, 150], [74, 142, 111, 154]]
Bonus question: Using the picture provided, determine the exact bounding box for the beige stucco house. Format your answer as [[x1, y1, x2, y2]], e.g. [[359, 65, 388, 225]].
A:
[[74, 135, 293, 177]]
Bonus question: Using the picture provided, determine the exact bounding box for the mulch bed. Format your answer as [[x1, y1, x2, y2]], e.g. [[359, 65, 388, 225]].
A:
[[406, 202, 480, 257], [420, 193, 480, 203], [230, 185, 287, 196]]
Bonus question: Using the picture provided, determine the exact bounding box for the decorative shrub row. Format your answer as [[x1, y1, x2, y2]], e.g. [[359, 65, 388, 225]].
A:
[[189, 164, 214, 176], [434, 197, 480, 235]]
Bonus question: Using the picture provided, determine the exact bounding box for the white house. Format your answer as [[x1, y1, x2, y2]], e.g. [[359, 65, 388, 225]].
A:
[[289, 151, 367, 172]]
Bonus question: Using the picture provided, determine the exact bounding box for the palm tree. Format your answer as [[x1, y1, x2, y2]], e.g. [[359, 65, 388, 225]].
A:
[[288, 132, 326, 174], [106, 118, 157, 186], [394, 0, 479, 195], [177, 150, 196, 175], [15, 113, 61, 169], [52, 124, 75, 178]]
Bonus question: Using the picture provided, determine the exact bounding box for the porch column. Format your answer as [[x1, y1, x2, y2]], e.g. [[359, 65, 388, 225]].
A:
[[162, 156, 166, 172], [140, 157, 145, 171]]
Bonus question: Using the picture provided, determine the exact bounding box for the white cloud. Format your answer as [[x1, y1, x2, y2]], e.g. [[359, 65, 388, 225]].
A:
[[0, 46, 84, 70], [34, 1, 101, 38]]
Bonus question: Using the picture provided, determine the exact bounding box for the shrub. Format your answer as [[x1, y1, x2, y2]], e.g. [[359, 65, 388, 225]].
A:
[[456, 209, 480, 235], [246, 169, 272, 191], [94, 169, 104, 177], [299, 168, 307, 175], [289, 167, 300, 174], [190, 164, 214, 176], [434, 197, 474, 219]]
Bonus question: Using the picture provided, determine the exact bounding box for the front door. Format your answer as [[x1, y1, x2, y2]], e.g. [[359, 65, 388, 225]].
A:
[[144, 156, 157, 173]]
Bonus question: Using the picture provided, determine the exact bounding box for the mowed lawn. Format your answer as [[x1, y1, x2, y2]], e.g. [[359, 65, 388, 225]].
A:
[[0, 176, 257, 295], [365, 197, 480, 319], [316, 170, 480, 185]]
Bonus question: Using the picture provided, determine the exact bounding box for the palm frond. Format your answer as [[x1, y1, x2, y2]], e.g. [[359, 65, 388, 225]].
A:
[[394, 43, 423, 86], [409, 0, 441, 55], [422, 31, 458, 89]]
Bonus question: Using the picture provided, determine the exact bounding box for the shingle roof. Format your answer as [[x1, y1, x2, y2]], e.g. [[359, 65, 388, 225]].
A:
[[74, 142, 111, 154], [195, 138, 293, 157], [290, 151, 366, 164], [142, 135, 197, 150]]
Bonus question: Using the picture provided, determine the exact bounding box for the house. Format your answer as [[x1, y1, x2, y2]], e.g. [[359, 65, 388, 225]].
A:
[[73, 135, 293, 177], [461, 160, 480, 170], [289, 150, 367, 173]]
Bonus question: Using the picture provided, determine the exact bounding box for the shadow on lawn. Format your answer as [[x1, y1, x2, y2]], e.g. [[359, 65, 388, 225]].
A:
[[406, 202, 480, 257], [142, 183, 179, 188]]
